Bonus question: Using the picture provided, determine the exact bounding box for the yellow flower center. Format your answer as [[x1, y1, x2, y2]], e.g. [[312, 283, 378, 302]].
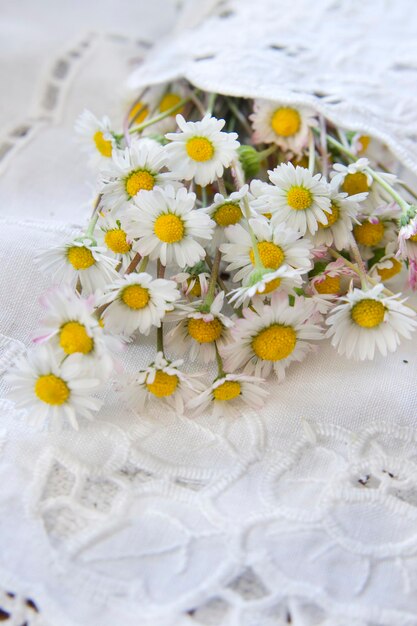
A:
[[59, 321, 93, 355], [186, 137, 214, 162], [146, 370, 179, 397], [263, 212, 272, 220], [287, 186, 313, 211], [67, 246, 95, 270], [129, 101, 148, 125], [121, 284, 150, 310], [351, 299, 385, 328], [318, 202, 340, 229], [187, 278, 202, 298], [93, 131, 112, 157], [104, 228, 132, 254], [35, 374, 70, 405], [213, 203, 243, 227], [258, 277, 281, 295], [249, 241, 285, 269], [213, 380, 241, 401], [271, 107, 301, 137], [376, 258, 402, 281], [125, 170, 155, 197], [98, 318, 105, 328], [409, 233, 417, 243], [154, 213, 185, 243], [159, 93, 183, 115], [341, 172, 369, 196], [315, 275, 341, 295], [252, 324, 297, 361], [358, 135, 370, 154], [353, 221, 385, 247], [187, 317, 223, 343]]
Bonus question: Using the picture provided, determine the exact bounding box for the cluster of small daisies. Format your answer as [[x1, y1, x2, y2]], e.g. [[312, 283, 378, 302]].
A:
[[7, 84, 417, 429]]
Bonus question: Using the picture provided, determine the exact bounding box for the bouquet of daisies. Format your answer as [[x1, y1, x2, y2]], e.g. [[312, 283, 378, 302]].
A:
[[7, 83, 417, 428]]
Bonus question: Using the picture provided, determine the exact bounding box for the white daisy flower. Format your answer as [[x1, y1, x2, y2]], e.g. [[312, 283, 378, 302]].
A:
[[250, 100, 316, 154], [166, 291, 234, 363], [326, 283, 417, 360], [165, 114, 240, 186], [207, 186, 248, 248], [33, 286, 120, 378], [6, 345, 102, 430], [313, 179, 365, 250], [228, 265, 304, 308], [330, 158, 372, 195], [187, 373, 268, 418], [97, 213, 135, 270], [36, 237, 119, 295], [125, 185, 214, 268], [172, 269, 210, 299], [309, 258, 355, 297], [330, 158, 396, 213], [121, 352, 203, 416], [265, 163, 331, 236], [75, 109, 116, 166], [100, 138, 177, 212], [247, 178, 275, 220], [99, 272, 180, 336], [369, 242, 403, 283], [222, 292, 323, 381], [220, 218, 312, 284]]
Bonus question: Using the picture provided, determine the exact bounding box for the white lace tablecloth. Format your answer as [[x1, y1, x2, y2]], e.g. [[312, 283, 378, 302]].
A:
[[1, 1, 417, 625]]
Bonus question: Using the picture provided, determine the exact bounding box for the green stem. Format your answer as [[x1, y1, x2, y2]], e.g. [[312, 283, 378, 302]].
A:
[[156, 260, 165, 353], [214, 342, 225, 378], [318, 130, 410, 214], [328, 248, 417, 312], [258, 144, 277, 160], [367, 168, 409, 213], [226, 97, 252, 134], [397, 180, 417, 201], [204, 248, 222, 308], [127, 97, 191, 135], [206, 92, 217, 116], [349, 239, 368, 289], [201, 185, 207, 207], [138, 255, 149, 273], [231, 157, 263, 267], [85, 195, 102, 238], [205, 251, 228, 293], [156, 325, 164, 353], [242, 195, 263, 268]]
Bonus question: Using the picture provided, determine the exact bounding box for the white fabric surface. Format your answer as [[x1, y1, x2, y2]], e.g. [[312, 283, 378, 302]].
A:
[[1, 1, 417, 625]]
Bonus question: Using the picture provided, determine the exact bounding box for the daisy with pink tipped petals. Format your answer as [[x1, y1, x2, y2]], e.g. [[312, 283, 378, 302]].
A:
[[166, 291, 233, 363]]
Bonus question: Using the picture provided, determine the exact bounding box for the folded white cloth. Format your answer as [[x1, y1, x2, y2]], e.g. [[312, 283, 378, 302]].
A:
[[1, 2, 417, 625]]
